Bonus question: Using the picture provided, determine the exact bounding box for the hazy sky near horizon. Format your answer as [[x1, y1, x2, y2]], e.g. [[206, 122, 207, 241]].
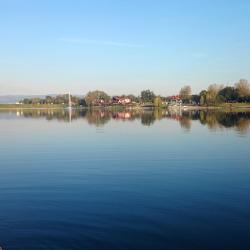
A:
[[0, 0, 250, 95]]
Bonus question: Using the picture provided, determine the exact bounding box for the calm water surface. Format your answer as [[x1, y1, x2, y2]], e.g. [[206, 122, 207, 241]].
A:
[[0, 109, 250, 250]]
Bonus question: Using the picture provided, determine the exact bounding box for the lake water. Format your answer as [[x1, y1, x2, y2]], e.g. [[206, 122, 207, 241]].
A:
[[0, 109, 250, 250]]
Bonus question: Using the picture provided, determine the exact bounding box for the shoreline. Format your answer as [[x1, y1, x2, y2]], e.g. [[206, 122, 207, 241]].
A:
[[1, 103, 250, 111]]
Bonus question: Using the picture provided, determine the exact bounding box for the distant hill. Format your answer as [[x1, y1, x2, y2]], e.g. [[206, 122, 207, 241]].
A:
[[0, 94, 83, 104], [0, 95, 47, 104]]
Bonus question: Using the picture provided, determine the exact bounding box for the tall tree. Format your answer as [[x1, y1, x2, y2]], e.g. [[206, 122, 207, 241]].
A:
[[235, 79, 250, 98], [154, 96, 162, 107], [206, 84, 223, 105], [141, 90, 155, 103], [199, 90, 207, 105], [179, 85, 192, 103]]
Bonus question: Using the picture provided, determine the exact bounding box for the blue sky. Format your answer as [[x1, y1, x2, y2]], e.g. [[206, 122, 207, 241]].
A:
[[0, 0, 250, 95]]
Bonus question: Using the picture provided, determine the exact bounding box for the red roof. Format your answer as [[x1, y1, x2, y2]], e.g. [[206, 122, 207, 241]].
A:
[[170, 95, 181, 101]]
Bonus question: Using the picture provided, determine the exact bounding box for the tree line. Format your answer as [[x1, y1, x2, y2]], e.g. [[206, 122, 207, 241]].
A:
[[20, 78, 250, 106], [179, 79, 250, 105], [22, 94, 86, 106]]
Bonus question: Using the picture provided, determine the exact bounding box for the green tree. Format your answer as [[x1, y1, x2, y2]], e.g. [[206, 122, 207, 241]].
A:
[[218, 86, 238, 102], [199, 90, 207, 105], [141, 90, 155, 103], [22, 98, 31, 104], [71, 96, 81, 106], [45, 96, 54, 104], [85, 90, 110, 106], [191, 95, 200, 104], [127, 94, 140, 103]]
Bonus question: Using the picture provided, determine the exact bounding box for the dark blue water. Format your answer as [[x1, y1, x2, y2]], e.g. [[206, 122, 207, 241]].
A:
[[0, 109, 250, 250]]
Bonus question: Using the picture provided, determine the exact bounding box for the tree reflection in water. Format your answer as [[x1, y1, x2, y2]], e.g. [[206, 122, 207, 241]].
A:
[[1, 108, 250, 134]]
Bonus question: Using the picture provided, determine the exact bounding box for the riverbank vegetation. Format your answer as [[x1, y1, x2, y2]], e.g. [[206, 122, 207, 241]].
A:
[[3, 78, 250, 109]]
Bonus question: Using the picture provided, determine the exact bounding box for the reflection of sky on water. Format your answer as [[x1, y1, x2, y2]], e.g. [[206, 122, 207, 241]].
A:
[[0, 108, 250, 250]]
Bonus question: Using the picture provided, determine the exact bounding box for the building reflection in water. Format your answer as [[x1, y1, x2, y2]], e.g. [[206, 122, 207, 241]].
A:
[[4, 108, 250, 134]]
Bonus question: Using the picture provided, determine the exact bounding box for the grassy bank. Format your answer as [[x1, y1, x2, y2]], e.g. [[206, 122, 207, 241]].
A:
[[181, 102, 250, 110], [0, 104, 66, 109], [218, 103, 250, 109], [1, 102, 250, 111], [0, 103, 142, 110]]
